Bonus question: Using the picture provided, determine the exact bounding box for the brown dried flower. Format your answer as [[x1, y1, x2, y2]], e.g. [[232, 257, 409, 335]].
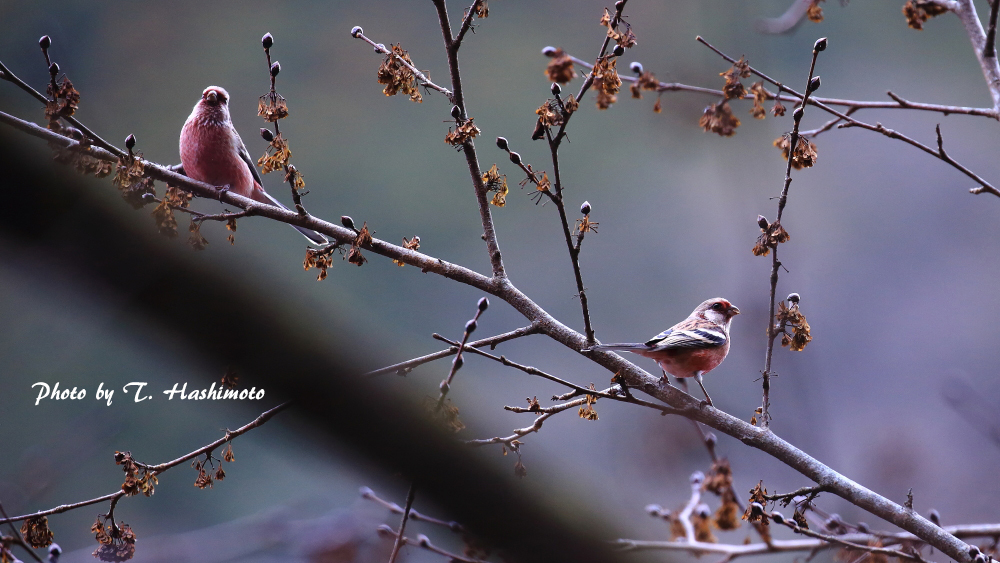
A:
[[601, 9, 637, 48], [753, 218, 790, 257], [774, 133, 818, 169], [575, 214, 598, 234], [393, 235, 421, 266], [377, 44, 423, 102], [808, 0, 825, 22], [150, 199, 177, 238], [91, 516, 137, 562], [526, 396, 541, 412], [715, 491, 742, 531], [113, 154, 144, 190], [188, 220, 208, 251], [226, 217, 237, 245], [445, 118, 481, 147], [903, 0, 948, 29], [482, 163, 509, 207], [284, 163, 305, 189], [592, 56, 622, 110], [743, 481, 770, 525], [578, 384, 599, 420], [474, 0, 489, 18], [426, 397, 466, 433], [221, 367, 239, 390], [258, 133, 291, 175], [700, 100, 741, 137], [21, 516, 54, 549], [793, 507, 809, 529], [749, 81, 768, 119], [630, 71, 659, 99], [535, 100, 564, 128], [777, 300, 812, 351], [304, 247, 335, 280], [258, 91, 289, 122], [546, 48, 576, 84], [702, 458, 734, 495], [563, 93, 579, 114], [720, 57, 751, 100], [694, 509, 718, 543], [772, 97, 787, 117], [44, 76, 80, 125]]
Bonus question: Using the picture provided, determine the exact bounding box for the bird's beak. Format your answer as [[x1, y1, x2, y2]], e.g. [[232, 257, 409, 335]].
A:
[[205, 91, 218, 104], [729, 306, 741, 315]]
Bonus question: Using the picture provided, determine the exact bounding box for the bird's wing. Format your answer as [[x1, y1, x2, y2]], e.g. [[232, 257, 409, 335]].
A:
[[645, 326, 726, 350], [233, 125, 266, 188]]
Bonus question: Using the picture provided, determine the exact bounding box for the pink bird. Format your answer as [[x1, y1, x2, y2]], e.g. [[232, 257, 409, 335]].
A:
[[179, 86, 326, 245], [585, 298, 741, 406]]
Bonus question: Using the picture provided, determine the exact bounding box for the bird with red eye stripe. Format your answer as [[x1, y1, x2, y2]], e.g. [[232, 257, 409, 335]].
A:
[[585, 298, 740, 406], [179, 86, 327, 245]]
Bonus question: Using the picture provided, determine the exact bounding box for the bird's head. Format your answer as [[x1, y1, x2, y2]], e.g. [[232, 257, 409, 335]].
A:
[[194, 86, 232, 124], [695, 298, 740, 326]]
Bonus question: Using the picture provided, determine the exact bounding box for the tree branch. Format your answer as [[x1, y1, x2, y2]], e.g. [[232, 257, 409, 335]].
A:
[[0, 402, 290, 525]]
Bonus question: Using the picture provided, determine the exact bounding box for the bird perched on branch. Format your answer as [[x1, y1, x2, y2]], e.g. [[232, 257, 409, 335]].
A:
[[179, 86, 327, 245], [585, 298, 740, 406]]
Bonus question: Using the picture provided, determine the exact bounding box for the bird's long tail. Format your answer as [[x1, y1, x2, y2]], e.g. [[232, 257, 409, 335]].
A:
[[584, 343, 648, 352], [257, 190, 328, 246]]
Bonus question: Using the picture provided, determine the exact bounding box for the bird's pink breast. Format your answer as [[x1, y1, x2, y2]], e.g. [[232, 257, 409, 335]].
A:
[[179, 118, 255, 198]]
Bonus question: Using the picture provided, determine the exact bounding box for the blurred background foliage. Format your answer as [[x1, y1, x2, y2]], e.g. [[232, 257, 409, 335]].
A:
[[1, 0, 999, 561]]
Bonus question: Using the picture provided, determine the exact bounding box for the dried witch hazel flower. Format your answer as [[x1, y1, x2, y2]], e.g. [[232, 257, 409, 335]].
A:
[[774, 133, 818, 169]]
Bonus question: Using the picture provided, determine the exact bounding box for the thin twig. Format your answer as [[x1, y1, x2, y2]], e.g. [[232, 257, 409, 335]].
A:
[[0, 402, 291, 525], [453, 0, 484, 48], [387, 483, 416, 563], [360, 487, 462, 532], [678, 473, 704, 543], [431, 0, 506, 279], [377, 526, 488, 563], [567, 54, 998, 117], [352, 32, 454, 102], [365, 324, 540, 377], [433, 333, 677, 414], [696, 37, 1000, 197]]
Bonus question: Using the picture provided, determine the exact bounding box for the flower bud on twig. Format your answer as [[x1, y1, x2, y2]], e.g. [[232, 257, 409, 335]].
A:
[[496, 137, 509, 151], [550, 82, 561, 96], [270, 62, 281, 77], [509, 151, 522, 165], [49, 62, 59, 76], [787, 292, 800, 304], [261, 33, 273, 49], [260, 128, 274, 142], [580, 201, 591, 215], [465, 320, 477, 334], [341, 215, 356, 231], [124, 134, 136, 151], [630, 61, 643, 74], [542, 46, 558, 57], [808, 76, 821, 93], [613, 45, 625, 57], [757, 215, 769, 229], [478, 297, 489, 312], [451, 105, 462, 119], [350, 26, 364, 38], [814, 37, 828, 52], [39, 35, 51, 50]]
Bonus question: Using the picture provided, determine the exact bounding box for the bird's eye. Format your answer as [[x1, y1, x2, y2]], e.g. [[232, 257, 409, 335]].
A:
[[711, 303, 723, 311]]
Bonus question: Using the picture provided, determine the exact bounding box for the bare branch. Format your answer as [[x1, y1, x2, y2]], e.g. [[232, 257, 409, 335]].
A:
[[696, 37, 1000, 198], [376, 526, 487, 563], [386, 483, 416, 563], [360, 487, 463, 532], [364, 324, 541, 377], [0, 402, 290, 525]]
